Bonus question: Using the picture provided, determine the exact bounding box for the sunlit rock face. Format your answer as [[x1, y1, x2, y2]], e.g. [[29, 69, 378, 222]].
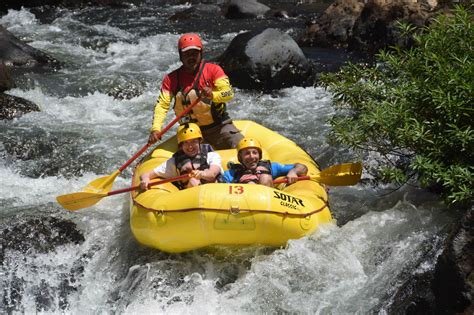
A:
[[298, 0, 440, 55]]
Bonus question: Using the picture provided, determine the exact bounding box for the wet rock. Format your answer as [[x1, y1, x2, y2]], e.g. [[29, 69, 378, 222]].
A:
[[0, 93, 40, 120], [0, 25, 58, 69], [0, 61, 15, 92], [1, 128, 110, 178], [106, 81, 144, 100], [270, 10, 291, 19], [433, 206, 473, 313], [1, 216, 94, 313], [2, 274, 24, 313], [0, 217, 85, 257], [219, 28, 313, 90], [388, 207, 474, 314], [222, 0, 271, 19], [298, 0, 438, 55], [387, 269, 436, 313], [170, 4, 223, 21], [0, 0, 131, 13]]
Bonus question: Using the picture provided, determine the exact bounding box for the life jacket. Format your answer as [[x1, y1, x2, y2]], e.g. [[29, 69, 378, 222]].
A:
[[229, 160, 272, 184], [173, 61, 229, 128], [172, 143, 221, 189]]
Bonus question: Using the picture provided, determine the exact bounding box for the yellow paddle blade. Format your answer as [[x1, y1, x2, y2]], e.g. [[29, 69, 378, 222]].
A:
[[318, 162, 363, 186], [83, 170, 120, 193], [56, 191, 107, 211]]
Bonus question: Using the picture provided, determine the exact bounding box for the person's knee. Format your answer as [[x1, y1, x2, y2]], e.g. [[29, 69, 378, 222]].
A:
[[258, 174, 273, 187]]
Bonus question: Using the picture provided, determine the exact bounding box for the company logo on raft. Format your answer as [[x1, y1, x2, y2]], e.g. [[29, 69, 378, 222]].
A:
[[273, 191, 305, 207]]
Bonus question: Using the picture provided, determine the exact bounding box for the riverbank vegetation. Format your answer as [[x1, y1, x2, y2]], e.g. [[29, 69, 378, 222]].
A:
[[320, 5, 473, 205]]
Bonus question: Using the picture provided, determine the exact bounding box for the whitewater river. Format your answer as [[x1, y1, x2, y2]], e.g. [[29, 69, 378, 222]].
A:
[[0, 3, 457, 314]]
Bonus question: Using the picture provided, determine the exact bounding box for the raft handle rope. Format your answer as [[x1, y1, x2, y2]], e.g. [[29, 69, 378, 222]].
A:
[[133, 198, 329, 218]]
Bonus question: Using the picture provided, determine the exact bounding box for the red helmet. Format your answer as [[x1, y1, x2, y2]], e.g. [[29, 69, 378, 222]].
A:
[[178, 33, 203, 52]]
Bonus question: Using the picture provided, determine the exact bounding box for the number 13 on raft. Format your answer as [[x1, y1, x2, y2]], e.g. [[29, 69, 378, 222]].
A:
[[229, 185, 244, 194]]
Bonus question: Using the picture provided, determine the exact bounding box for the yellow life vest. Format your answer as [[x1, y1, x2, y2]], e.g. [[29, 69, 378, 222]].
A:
[[174, 89, 214, 126]]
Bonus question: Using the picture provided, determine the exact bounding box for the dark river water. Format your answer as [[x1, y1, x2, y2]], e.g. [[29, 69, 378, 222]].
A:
[[0, 2, 457, 313]]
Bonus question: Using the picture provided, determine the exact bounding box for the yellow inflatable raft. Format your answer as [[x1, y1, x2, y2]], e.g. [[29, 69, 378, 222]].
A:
[[130, 120, 332, 253]]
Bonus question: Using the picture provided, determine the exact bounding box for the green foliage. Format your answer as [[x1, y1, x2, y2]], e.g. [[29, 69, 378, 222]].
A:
[[319, 5, 473, 205]]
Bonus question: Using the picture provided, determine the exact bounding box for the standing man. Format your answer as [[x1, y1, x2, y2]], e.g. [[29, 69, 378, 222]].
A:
[[149, 33, 243, 149]]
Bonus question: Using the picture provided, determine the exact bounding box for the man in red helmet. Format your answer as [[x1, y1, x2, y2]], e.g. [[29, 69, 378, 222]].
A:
[[149, 33, 243, 150]]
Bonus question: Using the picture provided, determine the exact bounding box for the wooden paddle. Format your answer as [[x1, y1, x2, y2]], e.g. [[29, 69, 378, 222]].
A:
[[81, 97, 202, 195], [272, 162, 362, 186], [57, 174, 191, 211]]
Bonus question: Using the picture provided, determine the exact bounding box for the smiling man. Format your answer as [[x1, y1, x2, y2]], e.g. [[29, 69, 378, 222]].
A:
[[140, 123, 222, 190], [223, 138, 308, 187], [149, 33, 243, 149]]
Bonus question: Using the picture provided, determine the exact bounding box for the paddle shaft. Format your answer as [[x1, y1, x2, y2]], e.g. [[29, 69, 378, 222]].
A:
[[118, 97, 202, 172], [272, 176, 311, 184], [107, 174, 191, 196]]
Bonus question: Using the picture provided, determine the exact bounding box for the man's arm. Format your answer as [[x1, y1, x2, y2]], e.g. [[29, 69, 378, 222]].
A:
[[191, 151, 222, 181], [151, 91, 172, 132], [286, 163, 308, 184], [211, 76, 234, 104]]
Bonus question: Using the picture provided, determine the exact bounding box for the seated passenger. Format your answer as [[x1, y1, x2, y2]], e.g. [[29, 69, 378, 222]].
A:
[[223, 137, 308, 187], [140, 123, 222, 190]]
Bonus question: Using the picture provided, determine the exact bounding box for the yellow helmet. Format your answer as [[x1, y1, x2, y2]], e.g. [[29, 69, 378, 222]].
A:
[[177, 123, 202, 144], [237, 137, 262, 156]]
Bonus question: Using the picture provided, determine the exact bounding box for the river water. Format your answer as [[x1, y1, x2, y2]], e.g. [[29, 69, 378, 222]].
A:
[[0, 3, 457, 314]]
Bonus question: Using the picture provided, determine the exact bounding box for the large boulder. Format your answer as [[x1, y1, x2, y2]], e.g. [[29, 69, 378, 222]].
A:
[[0, 25, 58, 68], [298, 0, 438, 55], [219, 28, 313, 90], [222, 0, 271, 19], [170, 4, 224, 21]]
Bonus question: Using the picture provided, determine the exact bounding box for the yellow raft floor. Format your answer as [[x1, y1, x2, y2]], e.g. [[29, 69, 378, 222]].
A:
[[130, 120, 333, 253]]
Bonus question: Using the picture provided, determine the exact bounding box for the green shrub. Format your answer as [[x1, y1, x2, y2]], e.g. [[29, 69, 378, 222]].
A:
[[319, 5, 473, 205]]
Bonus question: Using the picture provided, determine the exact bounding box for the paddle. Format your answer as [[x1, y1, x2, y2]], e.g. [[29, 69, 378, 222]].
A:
[[272, 162, 362, 186], [82, 97, 202, 195], [57, 174, 191, 211], [58, 162, 362, 211]]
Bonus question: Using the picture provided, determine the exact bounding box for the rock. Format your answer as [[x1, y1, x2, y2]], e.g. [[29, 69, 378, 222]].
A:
[[298, 0, 438, 55], [0, 93, 40, 120], [388, 271, 436, 313], [433, 206, 473, 313], [219, 28, 313, 90], [106, 81, 143, 100], [299, 0, 365, 48], [0, 0, 130, 13], [0, 216, 85, 258], [1, 216, 88, 312], [0, 25, 58, 68], [348, 0, 430, 55], [0, 60, 15, 92], [386, 206, 473, 314], [170, 4, 223, 21], [222, 0, 271, 19]]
